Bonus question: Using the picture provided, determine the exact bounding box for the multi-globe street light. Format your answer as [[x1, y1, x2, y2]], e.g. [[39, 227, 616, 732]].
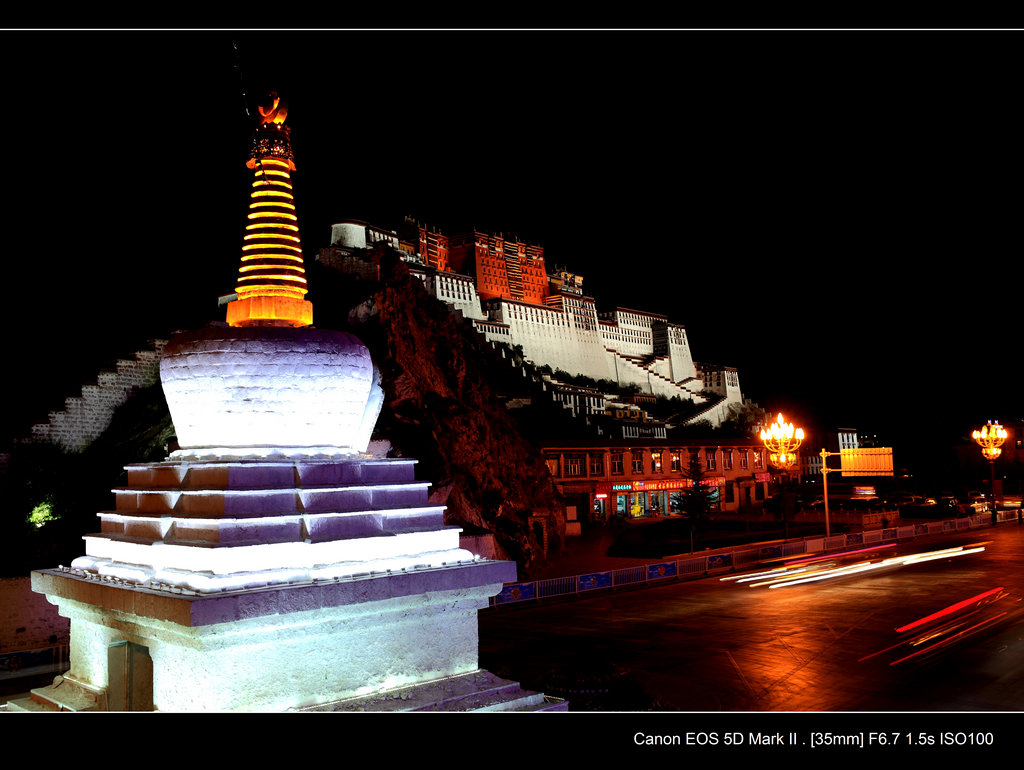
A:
[[760, 413, 804, 538], [973, 420, 1007, 522], [760, 412, 804, 471]]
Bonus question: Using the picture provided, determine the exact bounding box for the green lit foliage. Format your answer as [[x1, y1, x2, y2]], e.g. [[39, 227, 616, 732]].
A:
[[28, 500, 58, 528]]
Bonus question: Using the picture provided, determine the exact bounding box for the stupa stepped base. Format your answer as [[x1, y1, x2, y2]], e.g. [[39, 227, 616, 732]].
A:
[[29, 557, 517, 712], [301, 669, 567, 712], [73, 456, 474, 593]]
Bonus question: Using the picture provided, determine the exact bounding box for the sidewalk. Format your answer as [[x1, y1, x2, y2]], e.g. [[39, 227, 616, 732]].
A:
[[533, 521, 672, 579]]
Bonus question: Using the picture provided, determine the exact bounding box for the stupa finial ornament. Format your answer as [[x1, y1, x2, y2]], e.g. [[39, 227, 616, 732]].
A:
[[257, 91, 288, 126], [226, 91, 312, 328]]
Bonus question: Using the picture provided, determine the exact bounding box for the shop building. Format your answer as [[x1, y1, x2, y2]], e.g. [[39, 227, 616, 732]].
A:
[[541, 438, 772, 534]]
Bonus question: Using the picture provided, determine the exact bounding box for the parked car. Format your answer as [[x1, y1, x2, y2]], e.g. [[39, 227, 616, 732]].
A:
[[849, 497, 884, 512], [884, 494, 923, 508]]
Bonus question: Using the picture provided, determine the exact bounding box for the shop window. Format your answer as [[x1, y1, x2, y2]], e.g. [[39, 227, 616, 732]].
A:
[[616, 494, 628, 517]]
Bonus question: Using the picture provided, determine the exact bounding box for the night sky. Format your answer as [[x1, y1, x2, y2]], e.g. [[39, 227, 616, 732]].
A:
[[3, 30, 1022, 474]]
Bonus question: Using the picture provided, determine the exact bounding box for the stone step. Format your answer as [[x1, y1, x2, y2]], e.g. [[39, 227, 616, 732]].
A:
[[302, 669, 566, 712], [4, 676, 101, 712], [112, 482, 434, 516], [124, 459, 420, 490], [91, 514, 456, 548], [27, 339, 168, 452]]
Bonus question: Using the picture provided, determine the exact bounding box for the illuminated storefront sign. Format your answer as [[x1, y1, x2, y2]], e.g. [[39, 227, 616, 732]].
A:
[[603, 478, 723, 494]]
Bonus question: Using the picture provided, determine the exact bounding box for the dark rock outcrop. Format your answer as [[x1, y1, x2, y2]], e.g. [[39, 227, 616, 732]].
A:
[[316, 250, 565, 577]]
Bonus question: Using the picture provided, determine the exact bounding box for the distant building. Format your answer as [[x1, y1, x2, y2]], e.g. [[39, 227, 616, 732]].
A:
[[800, 427, 859, 477], [695, 362, 743, 405], [318, 217, 749, 427], [542, 438, 772, 534]]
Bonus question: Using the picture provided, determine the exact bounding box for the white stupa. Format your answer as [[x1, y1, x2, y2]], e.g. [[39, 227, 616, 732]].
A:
[[15, 94, 561, 712]]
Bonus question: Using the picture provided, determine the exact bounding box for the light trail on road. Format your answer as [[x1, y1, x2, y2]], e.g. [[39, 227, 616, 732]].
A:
[[721, 544, 987, 590]]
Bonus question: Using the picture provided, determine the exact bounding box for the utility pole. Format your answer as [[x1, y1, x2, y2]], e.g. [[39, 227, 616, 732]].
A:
[[820, 449, 839, 539]]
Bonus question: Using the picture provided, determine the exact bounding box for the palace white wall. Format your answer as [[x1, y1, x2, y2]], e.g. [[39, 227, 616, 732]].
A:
[[426, 272, 486, 321], [482, 300, 614, 383]]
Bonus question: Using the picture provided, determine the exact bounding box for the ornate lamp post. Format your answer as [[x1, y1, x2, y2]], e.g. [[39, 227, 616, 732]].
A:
[[973, 420, 1007, 523], [760, 413, 804, 537], [760, 413, 804, 472]]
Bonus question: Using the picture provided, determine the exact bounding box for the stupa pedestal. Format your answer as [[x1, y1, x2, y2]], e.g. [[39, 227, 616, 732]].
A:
[[29, 542, 518, 711]]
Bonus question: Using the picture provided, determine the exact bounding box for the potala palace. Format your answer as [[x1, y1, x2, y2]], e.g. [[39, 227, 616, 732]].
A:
[[319, 217, 745, 429]]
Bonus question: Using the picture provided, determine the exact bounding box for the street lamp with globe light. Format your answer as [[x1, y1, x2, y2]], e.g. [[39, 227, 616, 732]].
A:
[[973, 420, 1007, 523], [760, 413, 804, 536], [760, 413, 804, 472]]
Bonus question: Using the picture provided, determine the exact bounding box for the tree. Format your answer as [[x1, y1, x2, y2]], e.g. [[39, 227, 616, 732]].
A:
[[722, 402, 769, 438], [682, 451, 717, 551]]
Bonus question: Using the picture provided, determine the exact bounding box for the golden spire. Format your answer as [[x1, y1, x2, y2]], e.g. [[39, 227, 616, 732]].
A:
[[225, 92, 313, 328]]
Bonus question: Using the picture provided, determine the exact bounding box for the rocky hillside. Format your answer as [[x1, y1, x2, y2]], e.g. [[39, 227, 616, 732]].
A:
[[312, 249, 565, 576]]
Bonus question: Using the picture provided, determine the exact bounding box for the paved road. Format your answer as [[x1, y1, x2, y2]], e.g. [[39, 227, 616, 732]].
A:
[[479, 523, 1024, 711]]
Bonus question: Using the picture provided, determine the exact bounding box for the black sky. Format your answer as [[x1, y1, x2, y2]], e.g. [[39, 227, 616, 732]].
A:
[[3, 29, 1022, 471]]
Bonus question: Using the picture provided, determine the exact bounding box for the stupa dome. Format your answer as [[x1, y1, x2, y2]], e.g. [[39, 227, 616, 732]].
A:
[[160, 325, 382, 460]]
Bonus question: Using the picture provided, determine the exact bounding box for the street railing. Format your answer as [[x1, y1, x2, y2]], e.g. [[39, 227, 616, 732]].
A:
[[490, 512, 1004, 607]]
